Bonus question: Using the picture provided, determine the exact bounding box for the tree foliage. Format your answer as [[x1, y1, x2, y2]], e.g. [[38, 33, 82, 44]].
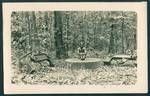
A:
[[11, 11, 137, 59]]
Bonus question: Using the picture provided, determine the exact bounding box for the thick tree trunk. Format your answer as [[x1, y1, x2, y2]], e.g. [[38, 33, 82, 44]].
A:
[[66, 14, 69, 57], [54, 11, 67, 59], [109, 24, 115, 54], [30, 12, 37, 52], [44, 12, 51, 53]]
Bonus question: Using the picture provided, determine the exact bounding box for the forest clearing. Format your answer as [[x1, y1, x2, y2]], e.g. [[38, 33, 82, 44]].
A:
[[11, 11, 137, 85]]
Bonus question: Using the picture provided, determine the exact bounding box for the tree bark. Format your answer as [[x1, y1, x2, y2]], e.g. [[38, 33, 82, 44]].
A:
[[30, 12, 37, 52], [109, 24, 115, 54], [121, 12, 124, 54], [66, 13, 69, 57], [54, 11, 67, 59]]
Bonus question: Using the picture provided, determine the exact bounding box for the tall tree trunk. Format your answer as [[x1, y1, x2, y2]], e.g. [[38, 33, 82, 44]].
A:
[[31, 12, 38, 52], [27, 12, 32, 51], [93, 24, 96, 49], [109, 24, 115, 54], [121, 12, 124, 54], [72, 33, 77, 52], [133, 33, 136, 50], [66, 13, 69, 57], [54, 11, 67, 59], [25, 12, 31, 52], [44, 12, 51, 53]]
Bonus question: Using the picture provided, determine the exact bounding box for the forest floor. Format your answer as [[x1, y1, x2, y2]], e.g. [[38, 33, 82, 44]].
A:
[[11, 58, 137, 85]]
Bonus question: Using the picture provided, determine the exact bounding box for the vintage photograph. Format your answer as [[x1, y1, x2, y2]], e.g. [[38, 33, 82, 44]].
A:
[[3, 3, 147, 93], [11, 11, 137, 85]]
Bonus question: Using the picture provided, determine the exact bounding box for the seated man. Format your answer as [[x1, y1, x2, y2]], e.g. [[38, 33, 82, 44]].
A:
[[77, 46, 87, 60]]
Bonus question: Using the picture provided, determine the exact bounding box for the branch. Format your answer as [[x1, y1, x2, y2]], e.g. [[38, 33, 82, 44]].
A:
[[12, 51, 32, 64]]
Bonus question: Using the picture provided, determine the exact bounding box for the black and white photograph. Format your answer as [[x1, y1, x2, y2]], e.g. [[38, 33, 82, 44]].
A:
[[3, 3, 147, 94], [10, 11, 137, 85]]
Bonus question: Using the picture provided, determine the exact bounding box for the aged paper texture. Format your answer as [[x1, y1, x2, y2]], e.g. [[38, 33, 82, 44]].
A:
[[3, 2, 147, 94]]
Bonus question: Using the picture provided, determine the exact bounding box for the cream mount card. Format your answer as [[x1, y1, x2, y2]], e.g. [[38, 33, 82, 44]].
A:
[[3, 2, 147, 94]]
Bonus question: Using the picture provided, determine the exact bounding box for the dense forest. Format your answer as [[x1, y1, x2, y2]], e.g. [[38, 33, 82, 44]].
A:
[[11, 11, 137, 85], [11, 11, 137, 58]]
